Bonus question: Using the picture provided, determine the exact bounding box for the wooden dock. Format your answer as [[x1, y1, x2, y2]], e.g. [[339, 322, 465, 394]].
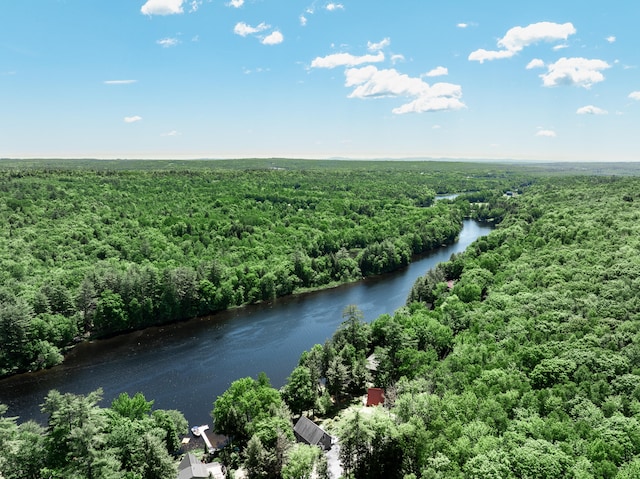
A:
[[192, 425, 216, 454]]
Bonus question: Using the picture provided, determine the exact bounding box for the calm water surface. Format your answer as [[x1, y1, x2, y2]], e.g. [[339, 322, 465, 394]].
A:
[[0, 220, 492, 426]]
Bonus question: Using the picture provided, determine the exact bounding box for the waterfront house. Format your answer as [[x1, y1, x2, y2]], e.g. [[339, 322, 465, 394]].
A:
[[177, 453, 225, 479], [293, 416, 332, 450]]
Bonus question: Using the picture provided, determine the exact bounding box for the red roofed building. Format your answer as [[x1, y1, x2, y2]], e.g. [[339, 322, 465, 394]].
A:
[[366, 387, 385, 407]]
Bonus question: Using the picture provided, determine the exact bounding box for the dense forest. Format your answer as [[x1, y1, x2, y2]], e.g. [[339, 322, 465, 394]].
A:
[[0, 159, 527, 377], [281, 174, 640, 479], [0, 389, 188, 479], [4, 160, 640, 478], [213, 174, 640, 478]]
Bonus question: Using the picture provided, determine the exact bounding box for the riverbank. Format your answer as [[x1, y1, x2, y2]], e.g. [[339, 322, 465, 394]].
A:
[[0, 220, 493, 425], [1, 223, 470, 382]]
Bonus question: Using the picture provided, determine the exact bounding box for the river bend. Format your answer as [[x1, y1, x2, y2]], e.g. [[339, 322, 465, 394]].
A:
[[0, 220, 492, 425]]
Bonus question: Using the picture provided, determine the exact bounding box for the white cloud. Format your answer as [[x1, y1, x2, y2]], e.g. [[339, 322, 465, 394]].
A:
[[262, 31, 284, 45], [141, 0, 184, 16], [300, 15, 307, 26], [311, 51, 384, 69], [234, 22, 270, 37], [124, 116, 142, 123], [104, 80, 137, 85], [425, 66, 448, 77], [468, 48, 516, 63], [606, 35, 616, 43], [344, 66, 465, 114], [390, 54, 405, 64], [536, 129, 556, 137], [469, 21, 576, 63], [540, 57, 610, 88], [368, 38, 390, 52], [243, 67, 270, 74], [228, 0, 244, 7], [432, 124, 442, 129], [629, 91, 640, 100], [189, 0, 201, 12], [552, 44, 569, 51], [325, 3, 344, 11], [499, 22, 576, 52], [576, 105, 608, 115], [157, 37, 179, 48], [457, 23, 468, 29], [162, 130, 181, 136], [526, 58, 545, 69]]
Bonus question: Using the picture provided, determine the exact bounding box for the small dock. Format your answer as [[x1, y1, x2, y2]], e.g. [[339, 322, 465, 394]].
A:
[[192, 425, 216, 454]]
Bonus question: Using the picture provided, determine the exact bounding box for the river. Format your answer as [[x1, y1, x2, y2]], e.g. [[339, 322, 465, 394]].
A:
[[0, 220, 492, 426]]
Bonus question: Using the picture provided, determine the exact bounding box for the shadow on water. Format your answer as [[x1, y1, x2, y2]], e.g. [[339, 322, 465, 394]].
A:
[[0, 220, 492, 426]]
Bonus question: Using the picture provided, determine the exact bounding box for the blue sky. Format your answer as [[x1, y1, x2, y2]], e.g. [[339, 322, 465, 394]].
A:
[[1, 1, 639, 161]]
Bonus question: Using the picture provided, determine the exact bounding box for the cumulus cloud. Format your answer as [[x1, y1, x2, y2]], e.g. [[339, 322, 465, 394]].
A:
[[577, 105, 608, 115], [262, 31, 284, 45], [468, 48, 515, 62], [104, 80, 137, 85], [124, 116, 142, 123], [157, 37, 179, 48], [526, 58, 545, 69], [499, 22, 576, 52], [606, 35, 616, 43], [234, 22, 270, 37], [141, 0, 184, 15], [457, 23, 468, 29], [540, 57, 610, 88], [469, 21, 576, 63], [344, 66, 465, 114], [368, 38, 390, 52], [234, 21, 282, 45], [311, 51, 385, 69], [300, 15, 307, 26], [228, 0, 244, 7], [325, 3, 344, 11], [629, 91, 640, 100], [391, 54, 405, 64], [425, 66, 448, 77], [536, 129, 556, 137]]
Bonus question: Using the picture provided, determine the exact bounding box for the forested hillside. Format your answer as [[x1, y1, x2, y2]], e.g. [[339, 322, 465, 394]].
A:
[[0, 160, 526, 377], [196, 174, 640, 479], [325, 176, 640, 478]]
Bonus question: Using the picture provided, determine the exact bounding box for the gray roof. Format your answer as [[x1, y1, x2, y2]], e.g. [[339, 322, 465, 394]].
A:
[[178, 453, 210, 479], [294, 416, 328, 446]]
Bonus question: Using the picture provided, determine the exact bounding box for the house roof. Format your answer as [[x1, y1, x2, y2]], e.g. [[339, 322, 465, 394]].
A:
[[366, 354, 379, 371], [178, 453, 211, 479], [294, 416, 328, 446], [366, 388, 384, 407]]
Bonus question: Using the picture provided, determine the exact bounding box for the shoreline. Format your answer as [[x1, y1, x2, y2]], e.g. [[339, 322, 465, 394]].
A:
[[0, 231, 471, 382]]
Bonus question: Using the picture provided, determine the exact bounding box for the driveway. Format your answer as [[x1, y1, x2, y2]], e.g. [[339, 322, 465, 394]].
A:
[[325, 438, 343, 479]]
